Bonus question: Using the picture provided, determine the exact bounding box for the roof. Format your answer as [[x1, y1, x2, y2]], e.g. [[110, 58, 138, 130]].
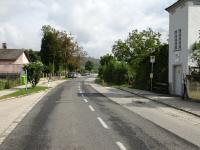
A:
[[166, 0, 185, 12], [0, 49, 25, 61], [166, 0, 200, 12]]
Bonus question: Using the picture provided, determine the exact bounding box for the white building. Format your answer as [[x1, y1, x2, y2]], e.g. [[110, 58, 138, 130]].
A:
[[166, 0, 200, 96]]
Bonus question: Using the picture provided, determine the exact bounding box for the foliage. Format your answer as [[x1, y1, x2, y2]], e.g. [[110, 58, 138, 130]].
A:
[[99, 28, 168, 91], [40, 25, 86, 73], [25, 49, 41, 62], [80, 57, 100, 72], [23, 61, 44, 87], [98, 55, 128, 85], [192, 41, 200, 67], [85, 60, 94, 72]]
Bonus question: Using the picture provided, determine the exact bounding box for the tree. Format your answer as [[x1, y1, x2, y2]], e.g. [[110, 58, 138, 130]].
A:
[[23, 62, 44, 87], [40, 25, 61, 73], [40, 25, 86, 73], [192, 41, 200, 67], [85, 60, 94, 72], [25, 49, 41, 62], [111, 29, 161, 89]]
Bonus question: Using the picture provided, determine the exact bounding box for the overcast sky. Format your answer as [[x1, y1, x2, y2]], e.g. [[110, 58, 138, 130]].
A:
[[0, 0, 176, 58]]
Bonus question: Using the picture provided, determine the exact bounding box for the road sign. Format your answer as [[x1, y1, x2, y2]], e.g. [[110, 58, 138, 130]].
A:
[[150, 56, 155, 63]]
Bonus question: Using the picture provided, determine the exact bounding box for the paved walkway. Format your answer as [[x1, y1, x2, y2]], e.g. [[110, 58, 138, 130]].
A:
[[87, 79, 200, 147], [0, 79, 66, 144], [119, 87, 200, 117]]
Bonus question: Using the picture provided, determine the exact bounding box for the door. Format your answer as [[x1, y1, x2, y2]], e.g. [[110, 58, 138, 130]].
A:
[[174, 65, 182, 96]]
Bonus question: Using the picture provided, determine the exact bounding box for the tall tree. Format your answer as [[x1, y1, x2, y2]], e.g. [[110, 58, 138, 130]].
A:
[[40, 25, 86, 73], [25, 49, 41, 62], [85, 60, 94, 72]]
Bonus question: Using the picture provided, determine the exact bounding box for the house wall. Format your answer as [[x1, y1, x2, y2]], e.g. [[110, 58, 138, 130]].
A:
[[13, 52, 29, 64], [0, 60, 13, 65], [168, 1, 189, 95], [168, 0, 200, 95], [0, 52, 29, 74]]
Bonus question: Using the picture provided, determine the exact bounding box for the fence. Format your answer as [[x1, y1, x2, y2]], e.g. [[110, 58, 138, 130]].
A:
[[0, 76, 21, 90]]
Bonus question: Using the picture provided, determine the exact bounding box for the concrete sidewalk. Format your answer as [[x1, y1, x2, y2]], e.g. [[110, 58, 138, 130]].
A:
[[87, 79, 200, 147], [119, 87, 200, 118]]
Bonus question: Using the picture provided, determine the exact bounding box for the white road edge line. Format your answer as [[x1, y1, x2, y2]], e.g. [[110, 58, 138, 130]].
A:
[[84, 99, 88, 103], [89, 105, 95, 111], [116, 142, 127, 150], [97, 117, 109, 129]]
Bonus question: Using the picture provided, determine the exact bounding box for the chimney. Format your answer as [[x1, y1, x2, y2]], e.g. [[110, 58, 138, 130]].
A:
[[2, 43, 7, 49]]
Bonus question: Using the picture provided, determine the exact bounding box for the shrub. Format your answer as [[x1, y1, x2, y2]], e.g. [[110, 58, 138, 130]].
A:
[[23, 61, 44, 88]]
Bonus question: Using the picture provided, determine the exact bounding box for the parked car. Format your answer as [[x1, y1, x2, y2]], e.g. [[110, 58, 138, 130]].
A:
[[68, 72, 77, 78]]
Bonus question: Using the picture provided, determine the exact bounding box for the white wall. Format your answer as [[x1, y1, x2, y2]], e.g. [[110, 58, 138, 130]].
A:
[[168, 1, 189, 94]]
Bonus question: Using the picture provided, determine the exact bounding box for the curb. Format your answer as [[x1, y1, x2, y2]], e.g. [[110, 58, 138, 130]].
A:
[[118, 87, 200, 118]]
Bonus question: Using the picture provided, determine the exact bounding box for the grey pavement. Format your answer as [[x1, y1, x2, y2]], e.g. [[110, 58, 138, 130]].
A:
[[0, 77, 199, 150], [119, 87, 200, 117], [0, 79, 66, 145], [87, 78, 200, 147]]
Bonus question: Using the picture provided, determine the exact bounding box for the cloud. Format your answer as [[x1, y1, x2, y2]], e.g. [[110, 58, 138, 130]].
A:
[[0, 0, 176, 58]]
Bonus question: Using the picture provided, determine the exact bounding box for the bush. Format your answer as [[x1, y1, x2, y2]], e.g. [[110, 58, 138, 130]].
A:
[[23, 61, 44, 88], [98, 57, 128, 85]]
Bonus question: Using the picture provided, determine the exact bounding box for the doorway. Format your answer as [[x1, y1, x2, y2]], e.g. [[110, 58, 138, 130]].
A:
[[174, 65, 183, 96]]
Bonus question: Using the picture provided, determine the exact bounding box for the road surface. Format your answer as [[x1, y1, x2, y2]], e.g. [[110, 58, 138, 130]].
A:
[[0, 77, 199, 150]]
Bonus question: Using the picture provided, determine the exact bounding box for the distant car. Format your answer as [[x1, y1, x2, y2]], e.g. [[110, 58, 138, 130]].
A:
[[68, 72, 77, 78], [81, 73, 87, 76]]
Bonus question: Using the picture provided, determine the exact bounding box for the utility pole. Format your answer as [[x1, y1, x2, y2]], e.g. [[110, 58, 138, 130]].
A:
[[25, 69, 28, 91], [150, 56, 155, 91]]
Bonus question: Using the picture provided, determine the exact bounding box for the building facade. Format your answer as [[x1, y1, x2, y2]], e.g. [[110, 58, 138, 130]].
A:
[[166, 0, 200, 95], [0, 43, 29, 76]]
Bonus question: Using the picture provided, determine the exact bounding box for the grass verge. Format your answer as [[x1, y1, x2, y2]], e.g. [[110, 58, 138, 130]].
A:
[[0, 86, 48, 100], [95, 78, 129, 88]]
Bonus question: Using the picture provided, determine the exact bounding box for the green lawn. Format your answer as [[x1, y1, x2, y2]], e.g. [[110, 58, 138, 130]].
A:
[[0, 86, 48, 100]]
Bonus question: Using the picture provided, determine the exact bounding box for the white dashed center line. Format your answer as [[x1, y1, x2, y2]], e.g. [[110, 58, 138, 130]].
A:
[[89, 105, 95, 111], [84, 99, 88, 103], [97, 117, 109, 129], [116, 142, 127, 150]]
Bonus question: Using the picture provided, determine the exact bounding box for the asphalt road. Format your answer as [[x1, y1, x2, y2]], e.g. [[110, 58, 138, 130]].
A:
[[0, 77, 199, 150]]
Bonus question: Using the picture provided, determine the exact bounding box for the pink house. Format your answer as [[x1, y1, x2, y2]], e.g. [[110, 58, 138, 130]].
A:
[[0, 43, 29, 75]]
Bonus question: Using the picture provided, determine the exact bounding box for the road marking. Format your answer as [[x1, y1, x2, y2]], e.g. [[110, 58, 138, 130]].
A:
[[81, 94, 85, 98], [97, 117, 109, 129], [89, 105, 95, 111], [116, 142, 127, 150], [84, 99, 88, 103]]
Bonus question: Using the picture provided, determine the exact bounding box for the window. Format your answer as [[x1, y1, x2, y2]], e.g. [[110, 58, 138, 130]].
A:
[[174, 30, 178, 50], [178, 29, 182, 50]]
